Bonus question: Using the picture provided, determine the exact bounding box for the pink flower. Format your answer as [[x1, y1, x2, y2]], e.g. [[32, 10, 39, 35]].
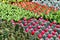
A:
[[38, 34, 42, 39], [37, 26, 41, 29], [28, 25, 32, 29], [48, 34, 52, 38], [41, 31, 45, 35], [25, 28, 29, 32]]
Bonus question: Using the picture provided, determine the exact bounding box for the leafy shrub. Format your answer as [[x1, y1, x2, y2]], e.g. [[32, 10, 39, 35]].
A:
[[0, 21, 39, 40], [40, 10, 60, 23], [0, 0, 30, 3], [0, 3, 39, 21]]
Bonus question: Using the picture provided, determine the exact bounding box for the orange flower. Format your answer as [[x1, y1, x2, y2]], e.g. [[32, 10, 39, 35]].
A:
[[54, 8, 58, 12], [46, 9, 51, 14], [38, 12, 41, 15]]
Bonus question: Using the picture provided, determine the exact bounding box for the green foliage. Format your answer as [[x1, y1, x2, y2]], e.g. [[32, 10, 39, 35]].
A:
[[40, 10, 60, 23], [17, 0, 23, 2], [0, 21, 39, 40], [0, 0, 10, 3], [0, 0, 26, 3], [10, 0, 16, 2], [0, 3, 39, 21]]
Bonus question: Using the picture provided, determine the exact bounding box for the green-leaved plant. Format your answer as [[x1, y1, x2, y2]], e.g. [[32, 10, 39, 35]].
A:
[[40, 10, 60, 23], [0, 3, 39, 21]]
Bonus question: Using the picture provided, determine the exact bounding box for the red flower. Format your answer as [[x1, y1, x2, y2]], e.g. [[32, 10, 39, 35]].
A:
[[52, 21, 56, 24], [30, 18, 33, 21], [34, 28, 37, 31], [50, 23, 53, 26], [48, 34, 52, 38], [44, 28, 48, 32], [31, 30, 35, 35], [52, 31, 56, 35], [56, 25, 60, 28], [27, 20, 30, 23], [41, 23, 44, 26], [58, 34, 60, 39], [32, 22, 36, 26], [24, 23, 27, 26], [53, 29, 57, 32]]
